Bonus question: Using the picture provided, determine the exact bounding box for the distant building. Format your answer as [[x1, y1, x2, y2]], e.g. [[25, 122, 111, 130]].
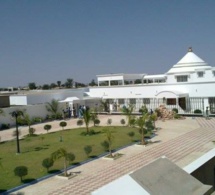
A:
[[89, 48, 215, 115]]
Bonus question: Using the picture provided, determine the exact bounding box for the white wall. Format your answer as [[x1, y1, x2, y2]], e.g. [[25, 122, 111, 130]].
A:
[[10, 95, 27, 105]]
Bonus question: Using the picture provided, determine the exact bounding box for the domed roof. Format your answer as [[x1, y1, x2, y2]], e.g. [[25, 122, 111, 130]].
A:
[[167, 47, 211, 74]]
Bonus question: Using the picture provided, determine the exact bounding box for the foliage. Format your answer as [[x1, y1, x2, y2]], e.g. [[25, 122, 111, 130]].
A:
[[130, 117, 136, 127], [127, 131, 135, 141], [194, 109, 202, 114], [172, 108, 178, 114], [174, 113, 181, 119], [89, 79, 97, 86], [80, 129, 100, 136], [51, 148, 75, 176], [107, 118, 112, 125], [28, 82, 37, 90], [1, 123, 10, 130], [59, 121, 67, 130], [46, 99, 61, 119], [120, 119, 126, 125], [82, 109, 92, 134], [91, 112, 98, 126], [42, 158, 54, 172], [121, 104, 135, 126], [57, 81, 61, 88], [139, 105, 148, 115], [14, 166, 28, 182], [94, 119, 100, 126], [32, 117, 43, 123], [29, 128, 36, 136], [65, 78, 73, 88], [42, 84, 50, 90], [150, 113, 158, 129], [155, 108, 162, 117], [84, 145, 92, 157], [103, 129, 114, 157], [101, 140, 109, 151], [77, 119, 83, 127], [44, 124, 52, 133]]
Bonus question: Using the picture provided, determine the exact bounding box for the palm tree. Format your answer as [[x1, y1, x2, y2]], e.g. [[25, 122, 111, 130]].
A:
[[51, 148, 75, 176], [136, 113, 149, 145], [46, 99, 60, 119], [82, 109, 91, 134], [11, 110, 24, 153], [105, 129, 114, 157], [121, 104, 135, 126]]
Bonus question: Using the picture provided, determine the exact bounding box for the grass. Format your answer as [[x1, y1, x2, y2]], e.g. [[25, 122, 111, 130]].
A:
[[0, 126, 149, 191]]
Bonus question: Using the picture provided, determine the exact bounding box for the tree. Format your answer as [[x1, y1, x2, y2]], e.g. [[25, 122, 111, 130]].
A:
[[42, 158, 54, 172], [65, 78, 73, 88], [59, 121, 67, 130], [51, 148, 75, 176], [127, 131, 135, 141], [104, 129, 114, 157], [20, 113, 33, 135], [50, 83, 57, 89], [89, 79, 97, 86], [84, 145, 92, 157], [44, 124, 52, 133], [150, 113, 158, 130], [28, 82, 37, 90], [91, 112, 98, 126], [42, 84, 50, 90], [57, 81, 61, 88], [14, 166, 28, 182], [82, 109, 91, 134], [136, 113, 151, 145], [11, 110, 24, 153], [121, 104, 135, 127], [46, 99, 61, 119], [139, 105, 148, 115], [29, 127, 36, 136]]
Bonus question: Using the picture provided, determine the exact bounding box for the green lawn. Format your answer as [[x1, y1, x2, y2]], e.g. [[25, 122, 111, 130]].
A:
[[0, 126, 142, 192]]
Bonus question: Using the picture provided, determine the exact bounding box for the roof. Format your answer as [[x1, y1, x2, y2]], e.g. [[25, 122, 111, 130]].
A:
[[92, 157, 213, 195], [167, 48, 212, 74]]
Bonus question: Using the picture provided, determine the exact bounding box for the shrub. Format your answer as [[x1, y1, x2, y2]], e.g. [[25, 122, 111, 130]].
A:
[[107, 118, 112, 125], [155, 108, 162, 117], [174, 113, 181, 119], [29, 128, 36, 136], [44, 124, 52, 133], [32, 117, 43, 123], [84, 145, 92, 157], [130, 118, 136, 127], [101, 140, 109, 151], [1, 123, 10, 130], [120, 119, 126, 125], [14, 166, 28, 182], [127, 131, 135, 140], [80, 129, 98, 136], [172, 108, 178, 114], [59, 121, 67, 130], [194, 109, 202, 114], [94, 119, 100, 126], [77, 119, 83, 127], [42, 158, 54, 172]]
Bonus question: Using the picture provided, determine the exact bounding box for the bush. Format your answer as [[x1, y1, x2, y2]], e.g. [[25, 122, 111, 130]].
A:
[[127, 131, 135, 138], [44, 124, 52, 133], [1, 123, 10, 130], [107, 119, 112, 125], [29, 128, 36, 136], [194, 109, 202, 114], [172, 108, 178, 114], [42, 158, 54, 172], [14, 166, 28, 182], [59, 121, 67, 130], [155, 108, 162, 117], [174, 113, 181, 119], [101, 140, 109, 151], [80, 129, 98, 136], [32, 117, 43, 123], [84, 145, 92, 157], [120, 119, 126, 125], [77, 119, 83, 127], [94, 119, 100, 126]]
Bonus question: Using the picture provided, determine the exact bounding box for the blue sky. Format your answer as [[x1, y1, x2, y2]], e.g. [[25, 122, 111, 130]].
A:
[[0, 0, 215, 87]]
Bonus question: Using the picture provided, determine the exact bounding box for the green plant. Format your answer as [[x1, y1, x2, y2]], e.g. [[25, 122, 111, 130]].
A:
[[84, 145, 92, 157], [127, 131, 135, 141], [77, 119, 83, 127], [42, 158, 54, 172], [33, 117, 43, 123], [46, 99, 61, 119], [103, 129, 114, 157], [59, 121, 67, 130], [14, 166, 28, 182], [139, 105, 148, 115], [51, 148, 75, 176], [172, 108, 178, 114], [121, 104, 135, 126], [29, 128, 36, 136], [101, 140, 109, 151], [44, 124, 52, 133], [120, 119, 126, 125], [174, 113, 181, 119], [1, 123, 10, 130], [82, 109, 92, 134], [107, 118, 112, 125], [94, 119, 100, 126], [194, 109, 202, 114]]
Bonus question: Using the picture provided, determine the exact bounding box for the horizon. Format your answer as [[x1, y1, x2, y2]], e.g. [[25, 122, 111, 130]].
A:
[[1, 0, 215, 88]]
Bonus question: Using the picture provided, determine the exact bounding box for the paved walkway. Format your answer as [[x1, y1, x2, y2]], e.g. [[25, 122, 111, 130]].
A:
[[7, 116, 215, 195]]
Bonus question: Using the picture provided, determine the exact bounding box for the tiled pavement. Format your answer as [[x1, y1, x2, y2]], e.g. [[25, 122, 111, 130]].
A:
[[11, 117, 215, 195]]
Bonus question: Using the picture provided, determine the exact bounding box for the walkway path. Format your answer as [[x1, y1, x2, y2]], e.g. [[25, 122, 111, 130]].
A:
[[9, 116, 215, 195]]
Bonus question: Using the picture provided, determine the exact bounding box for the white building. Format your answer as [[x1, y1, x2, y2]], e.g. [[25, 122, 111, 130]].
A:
[[89, 47, 215, 115]]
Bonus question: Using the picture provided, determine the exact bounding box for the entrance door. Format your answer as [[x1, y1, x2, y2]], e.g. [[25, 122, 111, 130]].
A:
[[179, 97, 186, 110]]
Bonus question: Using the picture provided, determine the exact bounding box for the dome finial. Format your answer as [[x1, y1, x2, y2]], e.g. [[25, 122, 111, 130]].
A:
[[188, 47, 193, 52]]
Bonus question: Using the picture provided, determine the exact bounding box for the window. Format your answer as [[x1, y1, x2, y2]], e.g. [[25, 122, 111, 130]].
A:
[[118, 99, 125, 104], [129, 99, 136, 104], [143, 98, 150, 104], [176, 75, 188, 82], [167, 98, 176, 105], [197, 72, 204, 78]]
